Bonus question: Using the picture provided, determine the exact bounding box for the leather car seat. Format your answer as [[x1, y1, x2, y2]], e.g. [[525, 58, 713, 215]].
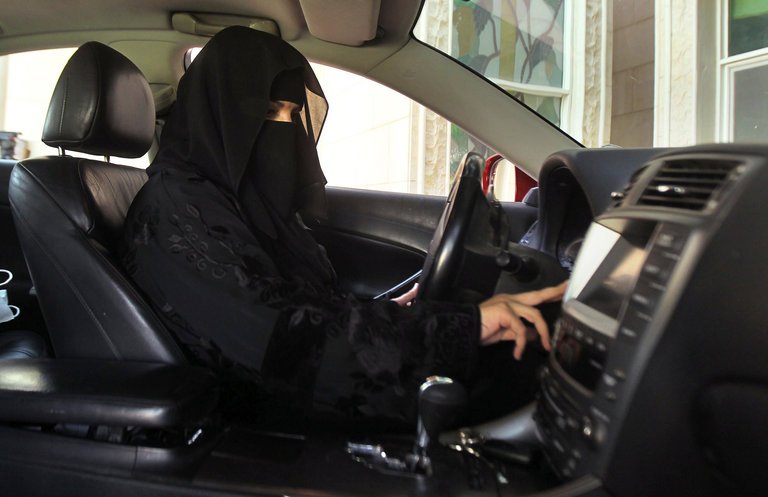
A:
[[8, 42, 185, 363], [0, 330, 46, 359]]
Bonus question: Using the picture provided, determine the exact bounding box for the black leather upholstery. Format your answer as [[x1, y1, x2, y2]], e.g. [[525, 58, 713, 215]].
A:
[[0, 359, 216, 427], [9, 43, 185, 363], [42, 42, 155, 158], [0, 331, 46, 360]]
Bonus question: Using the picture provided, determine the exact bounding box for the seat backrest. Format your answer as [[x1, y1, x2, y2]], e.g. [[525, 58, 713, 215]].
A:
[[8, 42, 185, 363]]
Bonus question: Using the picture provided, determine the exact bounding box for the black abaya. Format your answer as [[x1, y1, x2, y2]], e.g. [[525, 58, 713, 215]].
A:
[[121, 27, 480, 424]]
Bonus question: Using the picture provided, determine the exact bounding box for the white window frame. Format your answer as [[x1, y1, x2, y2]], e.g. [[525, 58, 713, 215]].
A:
[[718, 0, 768, 142]]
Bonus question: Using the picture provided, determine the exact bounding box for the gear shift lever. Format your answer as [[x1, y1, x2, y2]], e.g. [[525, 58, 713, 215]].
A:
[[413, 376, 468, 472], [346, 376, 467, 476]]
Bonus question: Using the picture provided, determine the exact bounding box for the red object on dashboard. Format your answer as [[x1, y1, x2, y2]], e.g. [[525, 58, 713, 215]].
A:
[[483, 154, 538, 202]]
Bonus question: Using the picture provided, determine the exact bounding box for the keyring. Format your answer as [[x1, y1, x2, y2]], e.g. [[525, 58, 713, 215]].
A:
[[0, 269, 12, 287]]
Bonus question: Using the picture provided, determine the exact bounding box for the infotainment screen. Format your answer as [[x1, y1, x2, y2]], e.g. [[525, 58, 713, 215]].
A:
[[565, 222, 651, 323], [555, 222, 653, 392], [564, 223, 621, 304]]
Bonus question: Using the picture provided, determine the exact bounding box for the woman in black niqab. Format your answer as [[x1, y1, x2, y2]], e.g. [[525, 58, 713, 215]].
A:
[[122, 26, 562, 427], [151, 27, 334, 288]]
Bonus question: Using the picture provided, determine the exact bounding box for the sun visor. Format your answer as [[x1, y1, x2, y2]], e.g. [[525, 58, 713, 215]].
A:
[[172, 13, 280, 38], [299, 0, 381, 46]]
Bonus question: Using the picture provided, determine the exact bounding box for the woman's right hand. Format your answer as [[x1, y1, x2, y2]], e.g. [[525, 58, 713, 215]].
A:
[[478, 281, 567, 360]]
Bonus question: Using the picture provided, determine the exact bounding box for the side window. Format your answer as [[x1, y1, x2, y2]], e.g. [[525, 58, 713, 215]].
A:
[[311, 63, 497, 197], [0, 47, 149, 168], [182, 50, 511, 198], [0, 48, 76, 160]]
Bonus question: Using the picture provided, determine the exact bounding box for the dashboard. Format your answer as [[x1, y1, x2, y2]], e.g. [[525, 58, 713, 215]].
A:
[[519, 148, 667, 268], [530, 144, 768, 497]]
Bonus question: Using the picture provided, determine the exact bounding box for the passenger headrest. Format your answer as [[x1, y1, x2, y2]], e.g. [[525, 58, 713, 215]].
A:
[[42, 42, 155, 158]]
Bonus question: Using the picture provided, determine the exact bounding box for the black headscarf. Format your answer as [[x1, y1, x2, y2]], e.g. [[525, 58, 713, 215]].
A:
[[149, 26, 335, 288]]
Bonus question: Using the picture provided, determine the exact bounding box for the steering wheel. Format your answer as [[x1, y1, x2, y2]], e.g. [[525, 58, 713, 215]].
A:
[[417, 152, 487, 301], [417, 152, 569, 303]]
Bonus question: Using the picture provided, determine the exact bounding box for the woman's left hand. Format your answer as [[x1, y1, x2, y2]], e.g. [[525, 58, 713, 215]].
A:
[[391, 283, 419, 306]]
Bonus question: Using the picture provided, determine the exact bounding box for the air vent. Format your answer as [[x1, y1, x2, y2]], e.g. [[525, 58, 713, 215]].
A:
[[610, 166, 647, 208], [637, 159, 740, 211]]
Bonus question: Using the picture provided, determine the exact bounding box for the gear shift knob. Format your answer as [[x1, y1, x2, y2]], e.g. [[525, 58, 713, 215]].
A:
[[415, 376, 468, 455]]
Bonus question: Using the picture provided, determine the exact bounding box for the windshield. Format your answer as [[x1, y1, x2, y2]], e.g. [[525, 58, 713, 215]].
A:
[[415, 0, 768, 148]]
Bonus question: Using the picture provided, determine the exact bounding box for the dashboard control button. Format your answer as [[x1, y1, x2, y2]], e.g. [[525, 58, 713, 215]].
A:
[[602, 374, 617, 387], [655, 226, 687, 252], [566, 416, 579, 430], [620, 307, 652, 340], [552, 437, 566, 454], [630, 292, 652, 307], [655, 232, 676, 249], [596, 341, 607, 353], [619, 325, 638, 341], [590, 407, 611, 423], [643, 259, 667, 278], [571, 449, 582, 460], [555, 416, 566, 431], [630, 281, 662, 310]]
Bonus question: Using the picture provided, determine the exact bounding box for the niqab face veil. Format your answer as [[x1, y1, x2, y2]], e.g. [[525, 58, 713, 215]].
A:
[[149, 26, 329, 238], [149, 26, 335, 288]]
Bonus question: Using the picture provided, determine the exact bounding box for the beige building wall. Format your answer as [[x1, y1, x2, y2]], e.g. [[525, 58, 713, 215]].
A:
[[611, 0, 655, 147], [313, 64, 415, 193]]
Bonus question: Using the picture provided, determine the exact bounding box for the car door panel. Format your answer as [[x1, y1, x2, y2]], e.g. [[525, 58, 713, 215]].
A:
[[312, 187, 443, 298], [314, 186, 538, 298]]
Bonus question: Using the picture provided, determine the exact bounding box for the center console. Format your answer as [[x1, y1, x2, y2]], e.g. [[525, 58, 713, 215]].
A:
[[536, 219, 690, 479], [532, 146, 768, 497]]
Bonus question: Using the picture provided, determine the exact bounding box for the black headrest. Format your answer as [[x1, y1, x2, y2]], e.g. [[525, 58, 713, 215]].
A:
[[42, 42, 155, 158]]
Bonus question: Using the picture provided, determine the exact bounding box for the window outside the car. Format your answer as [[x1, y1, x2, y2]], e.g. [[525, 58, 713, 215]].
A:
[[311, 63, 495, 196], [0, 48, 76, 160], [415, 1, 587, 145], [722, 0, 768, 142], [414, 0, 768, 149]]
